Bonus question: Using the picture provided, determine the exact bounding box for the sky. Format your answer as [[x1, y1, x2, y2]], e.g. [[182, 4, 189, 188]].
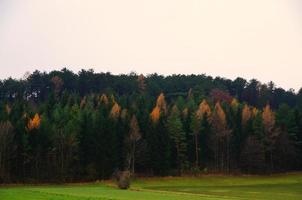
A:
[[0, 0, 301, 90]]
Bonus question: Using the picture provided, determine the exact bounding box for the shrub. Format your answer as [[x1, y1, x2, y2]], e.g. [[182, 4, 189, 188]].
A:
[[117, 171, 131, 189]]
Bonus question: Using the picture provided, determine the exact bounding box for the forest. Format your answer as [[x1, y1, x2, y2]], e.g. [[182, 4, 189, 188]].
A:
[[0, 68, 302, 183]]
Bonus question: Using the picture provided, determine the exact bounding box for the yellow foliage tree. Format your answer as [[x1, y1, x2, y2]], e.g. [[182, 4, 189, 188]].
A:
[[110, 94, 116, 104], [182, 107, 189, 119], [100, 94, 109, 105], [156, 93, 167, 114], [5, 104, 11, 115], [252, 107, 259, 117], [196, 100, 211, 121], [262, 104, 278, 172], [262, 104, 275, 134], [192, 99, 211, 166], [121, 108, 128, 120], [211, 102, 232, 172], [212, 102, 227, 131], [150, 93, 167, 123], [242, 104, 252, 127], [27, 113, 41, 131], [231, 98, 239, 108]]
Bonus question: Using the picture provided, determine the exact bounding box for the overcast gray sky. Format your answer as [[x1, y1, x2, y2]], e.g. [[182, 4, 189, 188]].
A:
[[0, 0, 301, 90]]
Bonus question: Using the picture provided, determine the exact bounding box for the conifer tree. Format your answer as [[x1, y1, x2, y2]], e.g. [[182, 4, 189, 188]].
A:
[[167, 105, 187, 174], [0, 121, 15, 182]]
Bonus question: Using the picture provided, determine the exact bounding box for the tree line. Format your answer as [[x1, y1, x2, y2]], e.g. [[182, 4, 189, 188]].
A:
[[0, 68, 302, 183]]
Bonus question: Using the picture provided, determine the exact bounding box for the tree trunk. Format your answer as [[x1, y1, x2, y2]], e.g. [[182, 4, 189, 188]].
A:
[[131, 142, 136, 174], [195, 133, 199, 167]]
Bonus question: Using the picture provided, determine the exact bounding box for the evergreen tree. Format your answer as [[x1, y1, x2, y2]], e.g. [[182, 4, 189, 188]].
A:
[[167, 105, 187, 174]]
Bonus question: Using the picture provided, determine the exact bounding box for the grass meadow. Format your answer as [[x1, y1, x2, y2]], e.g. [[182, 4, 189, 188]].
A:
[[1, 173, 302, 200]]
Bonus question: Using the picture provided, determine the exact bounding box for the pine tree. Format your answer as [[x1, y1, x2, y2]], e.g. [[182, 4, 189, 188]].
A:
[[167, 105, 187, 174], [275, 104, 299, 169], [0, 121, 15, 182]]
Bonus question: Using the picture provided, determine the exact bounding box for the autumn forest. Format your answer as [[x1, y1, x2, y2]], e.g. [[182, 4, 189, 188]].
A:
[[0, 68, 302, 183]]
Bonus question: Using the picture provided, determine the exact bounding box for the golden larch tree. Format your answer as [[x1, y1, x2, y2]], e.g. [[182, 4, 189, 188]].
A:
[[182, 107, 189, 119], [211, 102, 232, 172], [150, 93, 167, 123], [242, 104, 252, 127], [231, 98, 239, 108], [192, 99, 211, 167], [262, 104, 278, 172], [252, 107, 259, 117], [150, 106, 161, 123], [212, 102, 227, 130], [5, 104, 11, 115], [110, 102, 121, 119], [100, 94, 109, 105], [196, 100, 211, 121], [262, 104, 275, 133], [27, 113, 41, 131], [121, 108, 128, 120], [156, 93, 167, 114]]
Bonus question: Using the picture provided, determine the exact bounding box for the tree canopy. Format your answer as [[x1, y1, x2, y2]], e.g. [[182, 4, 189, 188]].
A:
[[0, 69, 301, 183]]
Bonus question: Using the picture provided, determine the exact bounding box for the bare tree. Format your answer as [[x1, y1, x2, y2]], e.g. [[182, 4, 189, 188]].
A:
[[128, 115, 141, 174]]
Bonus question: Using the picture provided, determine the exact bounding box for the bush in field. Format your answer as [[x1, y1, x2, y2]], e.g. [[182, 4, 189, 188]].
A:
[[116, 170, 131, 189]]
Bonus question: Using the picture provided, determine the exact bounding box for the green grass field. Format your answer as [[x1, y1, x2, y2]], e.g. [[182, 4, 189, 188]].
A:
[[1, 173, 302, 200]]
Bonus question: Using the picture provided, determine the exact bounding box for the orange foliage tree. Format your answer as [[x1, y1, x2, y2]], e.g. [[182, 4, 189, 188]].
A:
[[211, 102, 232, 172], [262, 104, 275, 134], [150, 93, 167, 123], [110, 102, 121, 119], [192, 99, 212, 166], [27, 113, 41, 131], [262, 104, 279, 172]]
